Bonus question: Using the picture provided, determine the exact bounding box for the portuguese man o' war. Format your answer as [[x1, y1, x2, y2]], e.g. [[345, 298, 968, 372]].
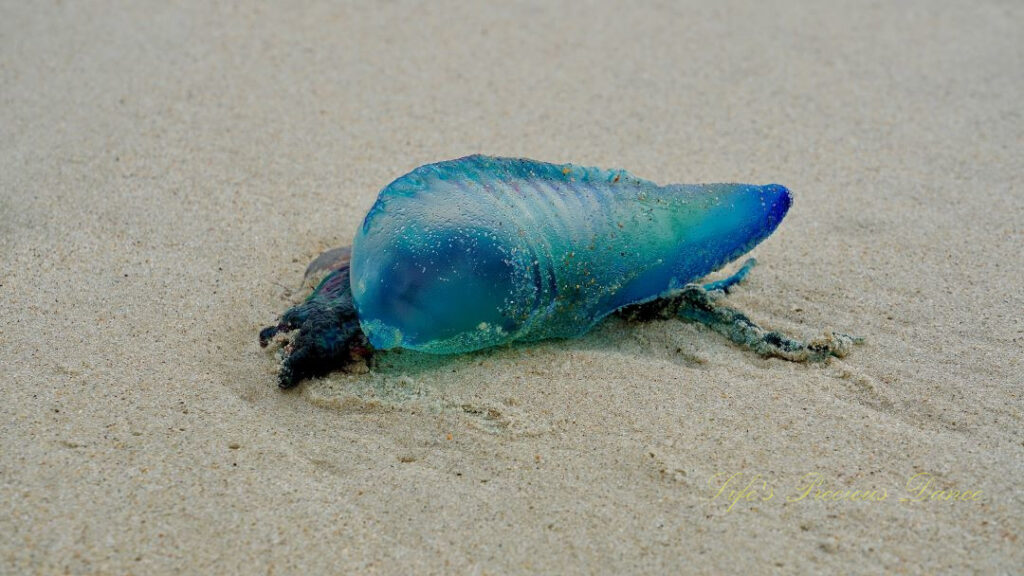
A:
[[260, 155, 860, 388]]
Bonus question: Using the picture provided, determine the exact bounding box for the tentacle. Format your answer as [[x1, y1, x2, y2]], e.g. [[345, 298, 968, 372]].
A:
[[619, 262, 861, 361], [259, 248, 372, 388], [702, 258, 756, 294], [671, 284, 861, 361], [302, 246, 352, 288]]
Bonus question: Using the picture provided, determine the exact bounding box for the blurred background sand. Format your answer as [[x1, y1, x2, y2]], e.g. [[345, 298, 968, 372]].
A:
[[1, 0, 1021, 573]]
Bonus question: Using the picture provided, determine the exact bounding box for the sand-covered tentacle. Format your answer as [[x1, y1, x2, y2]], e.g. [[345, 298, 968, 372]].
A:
[[621, 282, 861, 361]]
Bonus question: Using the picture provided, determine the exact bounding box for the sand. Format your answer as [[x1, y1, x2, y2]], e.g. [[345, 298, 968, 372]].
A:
[[2, 0, 1021, 573]]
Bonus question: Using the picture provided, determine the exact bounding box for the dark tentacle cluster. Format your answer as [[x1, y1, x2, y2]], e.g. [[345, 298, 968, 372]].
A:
[[259, 265, 371, 388]]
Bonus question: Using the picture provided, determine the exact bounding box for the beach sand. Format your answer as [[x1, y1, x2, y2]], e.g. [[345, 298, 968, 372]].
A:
[[2, 0, 1021, 573]]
